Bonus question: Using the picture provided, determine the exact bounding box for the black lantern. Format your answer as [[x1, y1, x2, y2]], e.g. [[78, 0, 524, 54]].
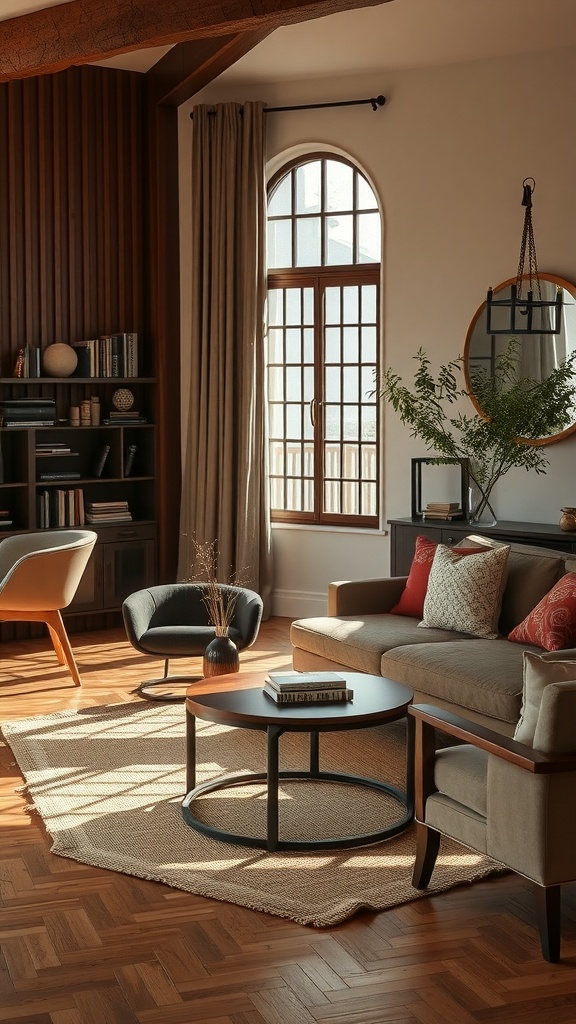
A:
[[486, 178, 562, 335]]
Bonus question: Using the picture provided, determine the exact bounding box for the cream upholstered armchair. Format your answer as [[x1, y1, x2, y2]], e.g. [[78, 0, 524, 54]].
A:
[[409, 683, 576, 963], [0, 529, 97, 687]]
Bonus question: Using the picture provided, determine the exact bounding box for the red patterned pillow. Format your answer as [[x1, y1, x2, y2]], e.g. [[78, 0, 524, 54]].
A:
[[508, 573, 576, 651], [391, 535, 479, 618]]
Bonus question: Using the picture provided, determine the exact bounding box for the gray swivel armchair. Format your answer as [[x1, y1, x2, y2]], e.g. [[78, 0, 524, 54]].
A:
[[410, 683, 576, 963], [122, 582, 263, 701]]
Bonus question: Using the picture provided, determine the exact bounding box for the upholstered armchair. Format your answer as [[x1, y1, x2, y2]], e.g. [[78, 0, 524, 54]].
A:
[[0, 529, 97, 687], [409, 685, 576, 963], [122, 583, 263, 701]]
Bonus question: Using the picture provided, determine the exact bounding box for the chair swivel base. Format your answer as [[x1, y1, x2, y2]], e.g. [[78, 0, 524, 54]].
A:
[[135, 674, 204, 703]]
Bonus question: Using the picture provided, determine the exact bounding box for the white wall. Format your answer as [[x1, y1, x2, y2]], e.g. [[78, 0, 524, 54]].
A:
[[179, 45, 576, 616]]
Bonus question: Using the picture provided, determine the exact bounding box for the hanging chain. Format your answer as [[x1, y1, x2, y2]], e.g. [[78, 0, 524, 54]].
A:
[[515, 177, 542, 300]]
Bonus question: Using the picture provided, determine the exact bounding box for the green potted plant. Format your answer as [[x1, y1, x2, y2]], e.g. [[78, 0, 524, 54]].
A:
[[378, 339, 576, 524]]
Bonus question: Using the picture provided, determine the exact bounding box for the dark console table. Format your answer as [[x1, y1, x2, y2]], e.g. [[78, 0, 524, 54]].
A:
[[388, 518, 576, 577]]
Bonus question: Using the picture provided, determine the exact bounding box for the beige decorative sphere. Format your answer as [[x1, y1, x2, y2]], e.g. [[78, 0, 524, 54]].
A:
[[42, 343, 78, 378], [112, 388, 135, 411]]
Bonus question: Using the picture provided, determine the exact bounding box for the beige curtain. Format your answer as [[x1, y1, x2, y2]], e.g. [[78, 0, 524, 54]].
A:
[[178, 102, 272, 616]]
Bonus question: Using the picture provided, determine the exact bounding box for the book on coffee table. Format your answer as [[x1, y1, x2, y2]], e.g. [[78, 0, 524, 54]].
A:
[[263, 682, 354, 704], [266, 670, 346, 692]]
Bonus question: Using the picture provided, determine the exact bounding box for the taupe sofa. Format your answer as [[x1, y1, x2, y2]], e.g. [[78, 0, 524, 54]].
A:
[[290, 537, 576, 737]]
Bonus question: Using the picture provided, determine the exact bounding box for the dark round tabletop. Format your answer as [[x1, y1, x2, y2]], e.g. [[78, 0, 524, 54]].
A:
[[185, 671, 413, 731]]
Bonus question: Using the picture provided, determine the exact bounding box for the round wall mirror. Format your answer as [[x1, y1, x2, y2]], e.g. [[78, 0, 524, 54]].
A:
[[464, 273, 576, 446]]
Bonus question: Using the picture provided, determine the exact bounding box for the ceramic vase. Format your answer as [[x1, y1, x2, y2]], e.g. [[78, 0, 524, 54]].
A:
[[203, 634, 239, 677]]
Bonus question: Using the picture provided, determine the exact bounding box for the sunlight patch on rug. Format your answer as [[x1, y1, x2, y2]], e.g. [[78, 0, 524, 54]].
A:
[[1, 701, 503, 926]]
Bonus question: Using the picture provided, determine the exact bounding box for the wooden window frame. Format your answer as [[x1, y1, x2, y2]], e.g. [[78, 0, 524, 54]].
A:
[[267, 155, 381, 529]]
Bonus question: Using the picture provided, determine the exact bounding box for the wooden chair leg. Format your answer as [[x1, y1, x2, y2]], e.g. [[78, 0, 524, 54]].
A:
[[412, 821, 441, 889], [46, 623, 67, 665], [534, 884, 561, 963], [45, 610, 82, 687]]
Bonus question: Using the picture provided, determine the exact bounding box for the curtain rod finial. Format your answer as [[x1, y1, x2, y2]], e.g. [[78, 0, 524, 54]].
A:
[[370, 95, 386, 111]]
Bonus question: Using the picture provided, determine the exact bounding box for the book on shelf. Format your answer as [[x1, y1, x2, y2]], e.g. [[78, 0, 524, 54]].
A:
[[0, 399, 56, 425], [425, 501, 461, 511], [123, 443, 137, 476], [72, 340, 97, 377], [38, 471, 81, 481], [86, 513, 132, 523], [421, 510, 464, 520], [36, 443, 75, 456], [93, 444, 111, 478], [0, 398, 55, 409], [263, 682, 353, 704], [86, 500, 129, 510], [102, 417, 147, 425], [126, 333, 138, 377], [266, 670, 346, 692], [2, 420, 56, 427]]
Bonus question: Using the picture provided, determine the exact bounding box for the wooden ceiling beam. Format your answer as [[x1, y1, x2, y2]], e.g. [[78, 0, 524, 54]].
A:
[[0, 0, 393, 83], [147, 29, 276, 108]]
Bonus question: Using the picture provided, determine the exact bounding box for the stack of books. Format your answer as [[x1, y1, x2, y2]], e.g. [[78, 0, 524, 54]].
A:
[[263, 671, 353, 705], [103, 409, 147, 425], [0, 510, 13, 530], [0, 398, 56, 427], [421, 501, 464, 521], [85, 500, 132, 524], [36, 442, 80, 482]]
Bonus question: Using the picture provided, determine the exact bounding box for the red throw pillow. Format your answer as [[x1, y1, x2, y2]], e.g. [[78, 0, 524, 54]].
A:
[[508, 573, 576, 651], [391, 535, 479, 619]]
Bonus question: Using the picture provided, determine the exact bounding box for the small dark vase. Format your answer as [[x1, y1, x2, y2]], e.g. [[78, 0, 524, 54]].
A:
[[203, 634, 240, 678]]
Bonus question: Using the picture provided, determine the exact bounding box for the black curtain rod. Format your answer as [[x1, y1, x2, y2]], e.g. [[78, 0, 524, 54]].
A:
[[190, 95, 386, 118]]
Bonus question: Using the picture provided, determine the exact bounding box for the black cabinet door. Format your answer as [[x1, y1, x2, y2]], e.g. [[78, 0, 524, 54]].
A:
[[102, 538, 156, 608], [67, 545, 104, 612]]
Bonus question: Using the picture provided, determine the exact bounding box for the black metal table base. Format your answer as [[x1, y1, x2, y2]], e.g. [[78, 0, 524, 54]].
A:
[[181, 708, 409, 851], [135, 675, 203, 703], [182, 768, 412, 852]]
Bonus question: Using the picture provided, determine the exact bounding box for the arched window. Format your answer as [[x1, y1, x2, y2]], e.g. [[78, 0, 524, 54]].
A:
[[266, 154, 381, 526]]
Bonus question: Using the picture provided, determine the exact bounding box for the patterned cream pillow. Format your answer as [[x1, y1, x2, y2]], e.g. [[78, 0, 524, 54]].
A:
[[419, 543, 510, 639]]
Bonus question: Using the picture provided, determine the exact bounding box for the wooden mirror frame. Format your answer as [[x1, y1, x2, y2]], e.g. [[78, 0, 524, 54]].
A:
[[463, 272, 576, 447]]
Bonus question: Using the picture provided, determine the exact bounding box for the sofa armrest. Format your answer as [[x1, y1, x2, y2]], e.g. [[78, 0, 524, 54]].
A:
[[328, 576, 408, 616]]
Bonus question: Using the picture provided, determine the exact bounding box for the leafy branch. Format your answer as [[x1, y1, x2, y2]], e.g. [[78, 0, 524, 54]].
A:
[[377, 340, 576, 518]]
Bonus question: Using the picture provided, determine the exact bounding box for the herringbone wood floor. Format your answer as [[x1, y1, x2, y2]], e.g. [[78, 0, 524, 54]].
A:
[[1, 619, 576, 1024]]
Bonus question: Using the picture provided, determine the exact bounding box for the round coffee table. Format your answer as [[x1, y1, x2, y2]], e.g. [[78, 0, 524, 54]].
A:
[[182, 672, 414, 852]]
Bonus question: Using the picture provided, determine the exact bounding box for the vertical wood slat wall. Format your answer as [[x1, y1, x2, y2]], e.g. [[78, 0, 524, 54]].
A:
[[0, 66, 145, 373], [0, 66, 148, 640]]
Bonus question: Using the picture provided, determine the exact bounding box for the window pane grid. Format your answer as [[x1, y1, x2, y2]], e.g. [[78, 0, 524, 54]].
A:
[[267, 156, 380, 525]]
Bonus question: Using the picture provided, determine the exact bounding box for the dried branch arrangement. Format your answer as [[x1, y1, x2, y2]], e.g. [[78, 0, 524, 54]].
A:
[[190, 540, 247, 636]]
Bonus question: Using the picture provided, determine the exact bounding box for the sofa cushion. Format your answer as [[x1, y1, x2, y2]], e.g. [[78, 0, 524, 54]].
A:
[[434, 744, 488, 817], [514, 649, 576, 744], [419, 543, 510, 639], [290, 614, 477, 677], [508, 573, 576, 651], [456, 535, 566, 634], [381, 638, 530, 725], [390, 535, 480, 619]]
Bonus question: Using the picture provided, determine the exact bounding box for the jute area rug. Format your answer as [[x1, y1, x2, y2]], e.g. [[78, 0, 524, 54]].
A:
[[1, 701, 501, 927]]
